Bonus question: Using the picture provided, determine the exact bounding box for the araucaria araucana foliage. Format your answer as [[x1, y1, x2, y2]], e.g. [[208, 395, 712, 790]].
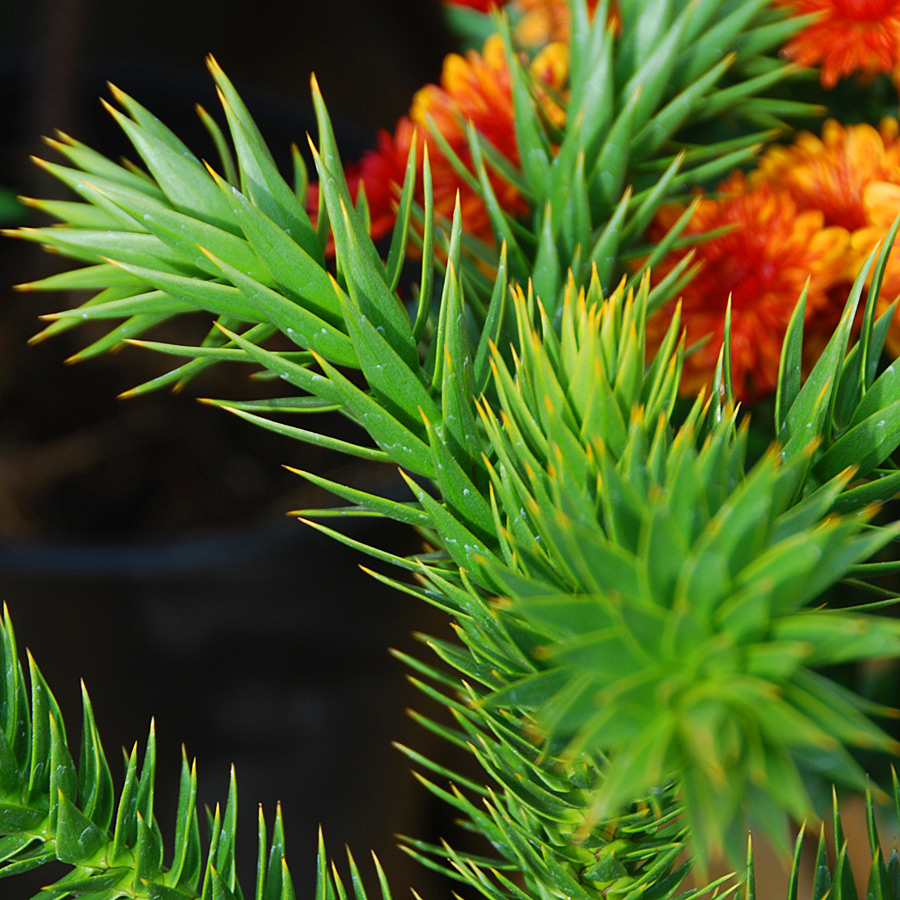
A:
[[6, 2, 900, 899]]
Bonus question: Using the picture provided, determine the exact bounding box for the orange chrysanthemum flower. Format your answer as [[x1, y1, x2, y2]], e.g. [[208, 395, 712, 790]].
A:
[[513, 0, 576, 47], [752, 119, 900, 232], [443, 0, 590, 47], [752, 118, 900, 353], [442, 0, 614, 49], [647, 173, 849, 401], [510, 0, 615, 49], [777, 0, 900, 89], [309, 16, 578, 254], [332, 34, 568, 249], [408, 33, 526, 237]]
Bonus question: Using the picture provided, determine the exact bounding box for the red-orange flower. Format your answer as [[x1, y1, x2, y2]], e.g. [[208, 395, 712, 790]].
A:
[[324, 34, 568, 251], [407, 33, 528, 237], [646, 173, 849, 401], [353, 120, 418, 241], [777, 0, 900, 88], [304, 122, 412, 256]]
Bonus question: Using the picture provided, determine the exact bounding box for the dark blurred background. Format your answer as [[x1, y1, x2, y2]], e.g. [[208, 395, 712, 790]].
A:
[[0, 0, 466, 896]]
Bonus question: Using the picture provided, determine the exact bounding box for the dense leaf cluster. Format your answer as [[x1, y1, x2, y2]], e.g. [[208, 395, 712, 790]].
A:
[[0, 607, 295, 900]]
